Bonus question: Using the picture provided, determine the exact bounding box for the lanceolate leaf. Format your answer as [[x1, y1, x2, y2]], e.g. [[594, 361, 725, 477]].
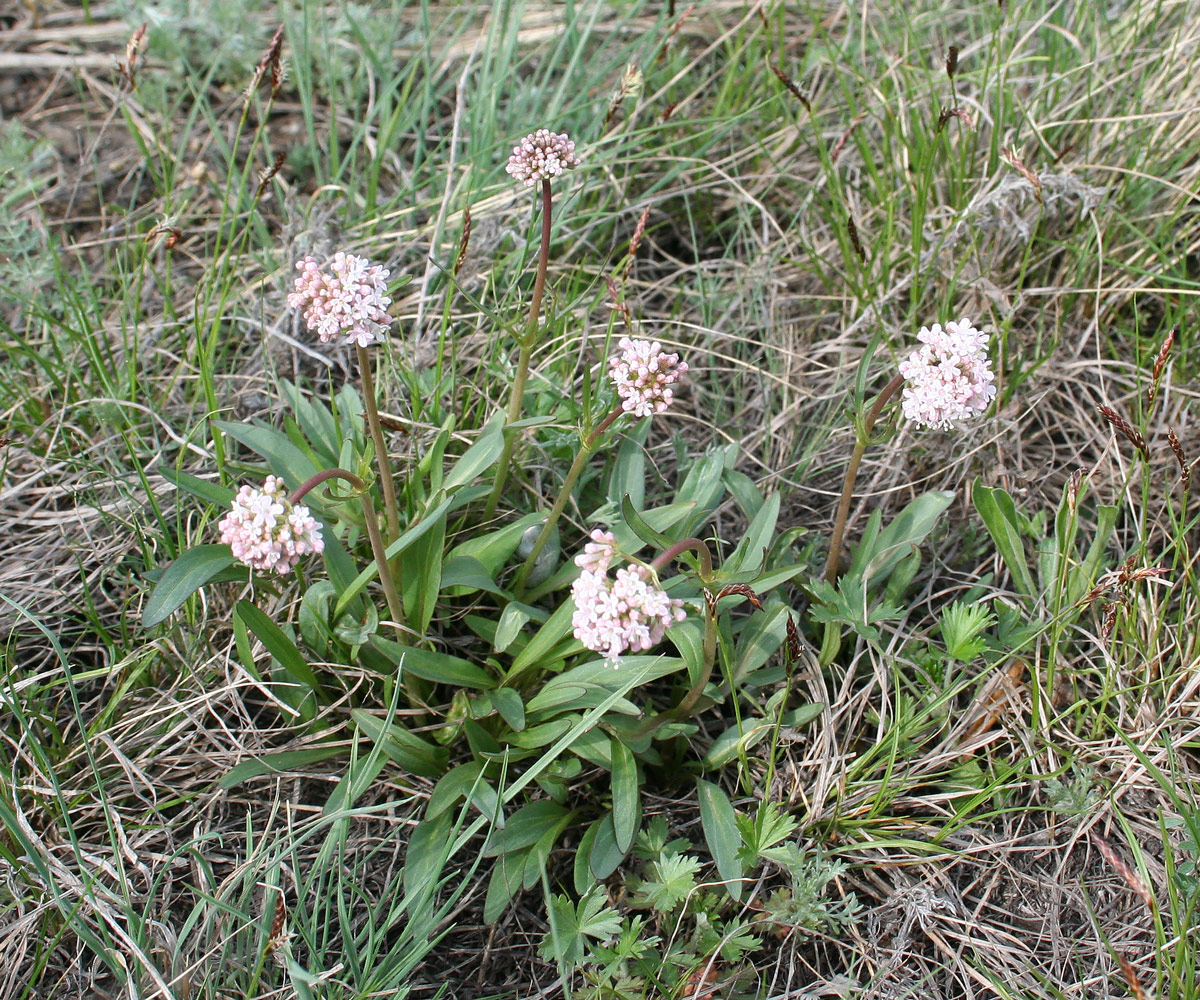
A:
[[972, 479, 1038, 601], [610, 739, 640, 854], [142, 544, 238, 627], [351, 709, 449, 777], [697, 778, 743, 900], [235, 600, 329, 704]]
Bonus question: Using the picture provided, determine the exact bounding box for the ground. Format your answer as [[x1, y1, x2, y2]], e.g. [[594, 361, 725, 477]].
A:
[[1, 1, 1198, 998]]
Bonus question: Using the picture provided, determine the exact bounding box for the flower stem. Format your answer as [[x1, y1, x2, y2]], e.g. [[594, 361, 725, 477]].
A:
[[358, 492, 405, 629], [823, 371, 905, 584], [651, 537, 715, 583], [485, 178, 555, 519], [290, 468, 404, 630], [511, 404, 625, 596], [632, 597, 719, 739], [357, 342, 401, 543]]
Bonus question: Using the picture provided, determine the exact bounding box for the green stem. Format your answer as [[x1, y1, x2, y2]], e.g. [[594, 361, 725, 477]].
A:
[[291, 468, 404, 629], [823, 372, 905, 584], [485, 178, 555, 519], [512, 404, 625, 596], [633, 599, 719, 739], [357, 343, 400, 543]]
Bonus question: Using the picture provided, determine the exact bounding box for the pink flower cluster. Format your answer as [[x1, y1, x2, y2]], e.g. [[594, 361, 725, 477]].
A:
[[609, 337, 688, 417], [218, 475, 324, 575], [505, 129, 581, 186], [570, 529, 687, 663], [287, 252, 393, 348], [898, 318, 996, 429]]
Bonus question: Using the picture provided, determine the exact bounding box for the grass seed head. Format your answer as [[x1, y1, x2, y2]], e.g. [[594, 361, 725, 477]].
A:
[[1098, 405, 1149, 458], [1147, 328, 1175, 406]]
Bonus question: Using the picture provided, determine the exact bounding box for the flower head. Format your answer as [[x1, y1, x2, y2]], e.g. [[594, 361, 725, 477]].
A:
[[218, 475, 324, 574], [898, 317, 996, 429], [571, 563, 687, 663], [287, 251, 393, 348], [505, 129, 581, 186], [574, 528, 619, 575], [609, 336, 688, 417]]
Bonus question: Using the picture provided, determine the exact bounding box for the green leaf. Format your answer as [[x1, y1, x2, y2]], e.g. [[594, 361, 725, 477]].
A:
[[483, 801, 570, 857], [495, 602, 533, 654], [215, 420, 320, 486], [487, 687, 525, 731], [674, 446, 730, 524], [610, 739, 640, 854], [444, 412, 506, 490], [524, 686, 642, 718], [539, 888, 622, 965], [506, 718, 575, 749], [463, 719, 503, 758], [722, 469, 764, 520], [418, 422, 453, 494], [235, 601, 329, 704], [667, 618, 707, 685], [369, 635, 496, 689], [279, 379, 339, 464], [589, 810, 626, 879], [721, 492, 778, 577], [702, 719, 777, 770], [142, 545, 237, 627], [1076, 504, 1118, 603], [484, 846, 530, 923], [402, 511, 445, 635], [427, 763, 500, 823], [219, 745, 346, 788], [440, 555, 508, 597], [620, 493, 676, 552], [334, 492, 456, 618], [697, 778, 743, 900], [730, 602, 789, 684], [607, 420, 650, 508], [323, 746, 388, 817], [568, 729, 613, 770], [507, 598, 578, 681], [861, 490, 955, 589], [535, 654, 685, 691], [350, 709, 449, 777], [632, 852, 703, 912], [231, 608, 259, 680], [575, 817, 604, 894], [522, 811, 574, 889], [404, 812, 453, 901], [158, 467, 234, 507], [321, 529, 361, 594], [972, 479, 1038, 600]]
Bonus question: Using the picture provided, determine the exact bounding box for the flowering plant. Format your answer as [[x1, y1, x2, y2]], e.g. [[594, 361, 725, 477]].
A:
[[570, 530, 687, 661], [218, 475, 324, 574], [899, 318, 996, 429], [505, 129, 581, 186], [288, 252, 394, 348], [141, 131, 823, 931]]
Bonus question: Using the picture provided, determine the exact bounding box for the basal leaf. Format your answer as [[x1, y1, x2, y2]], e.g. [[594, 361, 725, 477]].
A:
[[142, 544, 237, 627]]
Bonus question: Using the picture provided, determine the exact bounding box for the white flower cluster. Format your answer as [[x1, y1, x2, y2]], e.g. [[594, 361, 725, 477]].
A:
[[288, 252, 393, 348], [218, 475, 324, 574], [505, 129, 581, 186], [899, 318, 996, 429], [569, 530, 687, 664], [609, 337, 688, 417]]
